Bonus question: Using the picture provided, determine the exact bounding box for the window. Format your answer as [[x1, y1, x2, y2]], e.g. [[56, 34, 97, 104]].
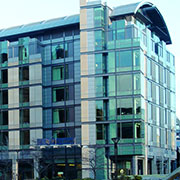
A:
[[65, 31, 72, 37], [117, 74, 132, 95], [95, 77, 105, 97], [158, 44, 163, 57], [20, 88, 29, 103], [52, 42, 73, 60], [53, 108, 65, 123], [108, 30, 116, 41], [165, 128, 168, 145], [74, 29, 80, 36], [95, 30, 105, 50], [19, 45, 29, 61], [94, 7, 105, 27], [151, 39, 155, 52], [53, 107, 74, 123], [152, 83, 156, 103], [66, 85, 74, 100], [117, 29, 125, 40], [0, 41, 8, 64], [0, 53, 8, 63], [166, 51, 170, 62], [52, 85, 73, 102], [20, 130, 30, 145], [8, 46, 18, 58], [65, 64, 73, 79], [0, 111, 8, 126], [125, 26, 133, 39], [66, 107, 74, 122], [134, 98, 141, 116], [0, 132, 8, 146], [52, 30, 63, 39], [54, 129, 66, 138], [107, 52, 115, 73], [29, 42, 40, 55], [2, 90, 8, 105], [96, 124, 105, 140], [52, 64, 73, 81], [19, 37, 29, 61], [133, 50, 140, 70], [96, 101, 105, 121], [167, 70, 170, 89], [159, 66, 163, 85], [52, 66, 64, 81], [1, 69, 8, 84], [116, 20, 125, 29], [95, 54, 105, 74], [65, 41, 73, 57], [53, 128, 74, 138], [52, 43, 64, 59], [118, 122, 143, 139], [96, 100, 114, 121], [157, 128, 160, 147], [20, 109, 29, 125], [19, 66, 29, 81], [159, 87, 164, 106], [117, 98, 133, 119], [95, 76, 115, 97], [122, 123, 133, 139], [135, 123, 141, 138], [108, 99, 116, 120], [52, 86, 73, 102], [134, 74, 140, 94], [116, 50, 132, 72], [107, 76, 115, 96], [43, 34, 50, 41], [53, 87, 64, 102]]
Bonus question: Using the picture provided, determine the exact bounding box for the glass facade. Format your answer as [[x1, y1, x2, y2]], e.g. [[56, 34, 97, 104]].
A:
[[0, 1, 176, 179], [0, 16, 80, 179], [80, 1, 176, 179]]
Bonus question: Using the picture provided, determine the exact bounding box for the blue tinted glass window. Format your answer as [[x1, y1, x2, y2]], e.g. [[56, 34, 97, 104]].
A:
[[116, 50, 132, 72]]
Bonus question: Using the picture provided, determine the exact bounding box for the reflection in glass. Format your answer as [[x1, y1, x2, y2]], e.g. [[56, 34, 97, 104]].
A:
[[116, 50, 132, 72], [117, 74, 132, 95]]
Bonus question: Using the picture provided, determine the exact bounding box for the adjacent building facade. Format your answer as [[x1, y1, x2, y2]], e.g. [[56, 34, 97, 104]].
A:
[[0, 0, 176, 179]]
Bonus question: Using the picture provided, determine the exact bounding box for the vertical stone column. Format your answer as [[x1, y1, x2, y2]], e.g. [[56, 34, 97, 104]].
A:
[[160, 158, 164, 174], [152, 156, 157, 174], [143, 156, 148, 175], [34, 159, 39, 179], [80, 0, 95, 179], [12, 159, 18, 180], [132, 156, 138, 175], [167, 158, 171, 174]]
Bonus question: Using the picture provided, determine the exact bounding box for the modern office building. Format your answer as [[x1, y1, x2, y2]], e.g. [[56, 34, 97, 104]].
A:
[[0, 0, 176, 179]]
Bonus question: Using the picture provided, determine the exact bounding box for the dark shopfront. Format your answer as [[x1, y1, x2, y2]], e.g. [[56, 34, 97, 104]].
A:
[[40, 146, 81, 179]]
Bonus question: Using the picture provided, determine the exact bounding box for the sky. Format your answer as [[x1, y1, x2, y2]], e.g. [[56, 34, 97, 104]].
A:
[[0, 0, 179, 117]]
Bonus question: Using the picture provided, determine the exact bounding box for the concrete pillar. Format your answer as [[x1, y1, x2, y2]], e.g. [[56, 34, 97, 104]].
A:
[[12, 159, 18, 180], [167, 158, 171, 174], [132, 156, 138, 175], [152, 156, 157, 174], [160, 158, 164, 174], [34, 159, 39, 179], [144, 156, 148, 175]]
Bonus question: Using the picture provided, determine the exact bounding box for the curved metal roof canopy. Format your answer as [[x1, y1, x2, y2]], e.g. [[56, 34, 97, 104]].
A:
[[110, 1, 172, 44]]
